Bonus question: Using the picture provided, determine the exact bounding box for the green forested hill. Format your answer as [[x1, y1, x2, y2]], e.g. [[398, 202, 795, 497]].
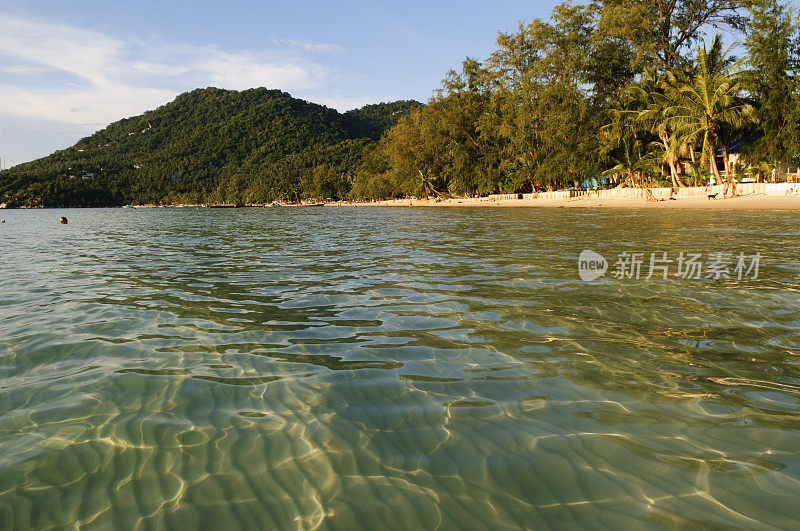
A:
[[0, 88, 420, 207]]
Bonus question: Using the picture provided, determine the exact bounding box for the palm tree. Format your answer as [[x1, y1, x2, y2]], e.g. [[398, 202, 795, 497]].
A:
[[632, 70, 688, 188], [605, 70, 668, 187], [413, 169, 436, 198], [602, 136, 653, 187], [662, 36, 753, 183]]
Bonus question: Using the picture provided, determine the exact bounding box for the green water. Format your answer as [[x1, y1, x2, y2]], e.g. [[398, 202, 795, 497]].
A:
[[1, 207, 799, 529]]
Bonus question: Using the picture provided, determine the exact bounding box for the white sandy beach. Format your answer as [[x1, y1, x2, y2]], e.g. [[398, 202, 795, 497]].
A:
[[347, 193, 800, 210]]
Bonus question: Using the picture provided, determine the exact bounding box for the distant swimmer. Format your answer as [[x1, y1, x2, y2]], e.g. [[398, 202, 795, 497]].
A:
[[60, 217, 68, 224]]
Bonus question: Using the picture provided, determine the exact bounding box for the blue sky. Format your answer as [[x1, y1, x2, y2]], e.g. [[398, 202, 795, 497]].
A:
[[0, 0, 763, 167]]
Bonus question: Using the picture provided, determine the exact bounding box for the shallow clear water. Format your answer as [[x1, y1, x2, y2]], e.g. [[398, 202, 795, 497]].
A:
[[1, 207, 799, 529]]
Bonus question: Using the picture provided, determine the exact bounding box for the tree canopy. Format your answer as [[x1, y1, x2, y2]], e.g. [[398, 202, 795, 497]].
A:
[[352, 0, 798, 199]]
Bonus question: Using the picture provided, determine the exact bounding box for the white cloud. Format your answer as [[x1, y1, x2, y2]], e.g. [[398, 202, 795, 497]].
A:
[[0, 65, 51, 75], [0, 12, 339, 127], [310, 94, 381, 111], [0, 15, 124, 88], [270, 38, 346, 54], [130, 61, 192, 77], [194, 50, 327, 91], [0, 83, 177, 126]]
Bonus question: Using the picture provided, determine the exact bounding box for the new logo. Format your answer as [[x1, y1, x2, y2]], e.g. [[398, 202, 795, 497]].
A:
[[578, 250, 608, 282]]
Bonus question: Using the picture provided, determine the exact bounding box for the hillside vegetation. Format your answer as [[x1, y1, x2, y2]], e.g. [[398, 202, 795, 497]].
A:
[[0, 88, 419, 207]]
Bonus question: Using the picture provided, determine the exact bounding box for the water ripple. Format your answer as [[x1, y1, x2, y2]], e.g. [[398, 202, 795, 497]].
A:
[[0, 207, 799, 528]]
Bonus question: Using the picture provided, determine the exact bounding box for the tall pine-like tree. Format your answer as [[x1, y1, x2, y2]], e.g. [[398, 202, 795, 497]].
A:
[[745, 0, 800, 165]]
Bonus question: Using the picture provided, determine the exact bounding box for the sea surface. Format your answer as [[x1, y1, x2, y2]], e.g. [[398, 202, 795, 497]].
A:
[[1, 206, 799, 529]]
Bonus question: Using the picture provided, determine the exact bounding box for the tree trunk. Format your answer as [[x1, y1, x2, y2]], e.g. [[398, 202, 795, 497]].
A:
[[709, 143, 722, 183], [721, 146, 730, 180], [616, 170, 634, 188], [660, 132, 685, 188], [670, 167, 684, 188]]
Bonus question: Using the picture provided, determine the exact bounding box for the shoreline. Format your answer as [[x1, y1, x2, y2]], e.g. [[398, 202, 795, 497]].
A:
[[342, 192, 800, 210], [7, 192, 798, 211]]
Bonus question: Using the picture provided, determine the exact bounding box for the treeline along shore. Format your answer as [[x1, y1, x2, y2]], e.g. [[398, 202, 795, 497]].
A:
[[2, 0, 800, 209]]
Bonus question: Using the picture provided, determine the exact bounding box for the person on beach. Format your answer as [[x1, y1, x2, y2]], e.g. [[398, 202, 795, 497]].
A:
[[731, 179, 738, 197], [646, 189, 664, 202], [723, 180, 730, 198]]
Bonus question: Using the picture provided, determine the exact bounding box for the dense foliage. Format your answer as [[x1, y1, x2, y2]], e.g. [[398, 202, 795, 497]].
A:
[[3, 0, 799, 206], [0, 88, 419, 207], [354, 0, 800, 198]]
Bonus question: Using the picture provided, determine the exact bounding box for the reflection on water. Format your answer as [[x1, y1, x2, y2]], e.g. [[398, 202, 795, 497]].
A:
[[1, 207, 799, 528]]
